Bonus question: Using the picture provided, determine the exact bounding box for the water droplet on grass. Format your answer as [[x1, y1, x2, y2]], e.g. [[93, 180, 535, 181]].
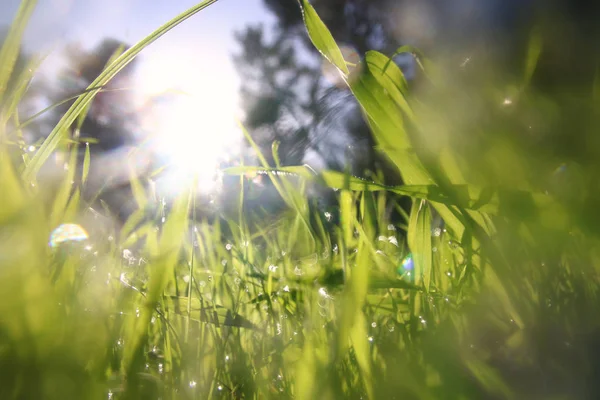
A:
[[399, 254, 414, 273], [318, 287, 332, 299], [49, 223, 89, 247]]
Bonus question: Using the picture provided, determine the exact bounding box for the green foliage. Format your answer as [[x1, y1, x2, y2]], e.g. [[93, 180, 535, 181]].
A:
[[1, 1, 600, 399]]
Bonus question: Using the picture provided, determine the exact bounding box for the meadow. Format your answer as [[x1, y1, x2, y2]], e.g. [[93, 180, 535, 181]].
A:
[[1, 0, 600, 399]]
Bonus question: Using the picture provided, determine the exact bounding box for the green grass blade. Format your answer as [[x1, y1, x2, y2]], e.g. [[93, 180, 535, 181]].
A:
[[23, 0, 220, 183], [298, 0, 350, 75], [0, 0, 37, 107]]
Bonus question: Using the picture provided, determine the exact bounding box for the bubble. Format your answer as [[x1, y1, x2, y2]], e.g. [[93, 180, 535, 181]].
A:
[[387, 224, 396, 231], [217, 385, 223, 391], [268, 265, 278, 272], [503, 98, 513, 106], [388, 236, 398, 246], [282, 285, 290, 292], [371, 322, 377, 328], [183, 275, 190, 283], [225, 355, 230, 362], [221, 259, 227, 266], [28, 145, 36, 152], [199, 281, 206, 287], [432, 227, 442, 237], [225, 243, 232, 251], [324, 211, 332, 221], [368, 336, 374, 342], [49, 224, 89, 247], [189, 380, 197, 388], [158, 363, 164, 374]]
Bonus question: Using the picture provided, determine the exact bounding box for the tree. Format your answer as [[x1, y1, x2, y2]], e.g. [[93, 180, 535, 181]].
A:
[[35, 38, 160, 223]]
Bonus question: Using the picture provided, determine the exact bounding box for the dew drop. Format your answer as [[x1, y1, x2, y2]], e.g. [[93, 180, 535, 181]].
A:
[[49, 223, 89, 247]]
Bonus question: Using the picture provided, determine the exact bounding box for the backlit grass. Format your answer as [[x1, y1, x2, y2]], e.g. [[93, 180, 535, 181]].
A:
[[1, 1, 600, 399]]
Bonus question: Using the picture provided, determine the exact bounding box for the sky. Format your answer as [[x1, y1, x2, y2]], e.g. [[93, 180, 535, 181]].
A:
[[1, 0, 278, 194]]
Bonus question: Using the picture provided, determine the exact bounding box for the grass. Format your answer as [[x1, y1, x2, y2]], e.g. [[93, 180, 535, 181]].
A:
[[2, 1, 600, 399]]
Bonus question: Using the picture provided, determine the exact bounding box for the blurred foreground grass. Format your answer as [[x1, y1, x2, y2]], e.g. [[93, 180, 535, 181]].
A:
[[2, 0, 600, 399]]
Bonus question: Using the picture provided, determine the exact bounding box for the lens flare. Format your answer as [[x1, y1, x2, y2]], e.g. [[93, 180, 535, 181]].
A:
[[49, 223, 89, 248]]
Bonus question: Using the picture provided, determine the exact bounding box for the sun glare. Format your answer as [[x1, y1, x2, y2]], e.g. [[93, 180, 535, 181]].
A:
[[134, 48, 243, 198]]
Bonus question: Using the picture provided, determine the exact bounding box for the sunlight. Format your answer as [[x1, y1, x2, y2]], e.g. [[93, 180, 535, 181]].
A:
[[134, 47, 243, 198]]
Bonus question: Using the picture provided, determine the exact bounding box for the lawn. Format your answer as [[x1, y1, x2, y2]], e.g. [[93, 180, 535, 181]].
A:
[[1, 0, 600, 399]]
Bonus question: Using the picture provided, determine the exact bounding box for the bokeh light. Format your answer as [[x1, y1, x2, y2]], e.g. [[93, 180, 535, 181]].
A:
[[49, 223, 89, 247]]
